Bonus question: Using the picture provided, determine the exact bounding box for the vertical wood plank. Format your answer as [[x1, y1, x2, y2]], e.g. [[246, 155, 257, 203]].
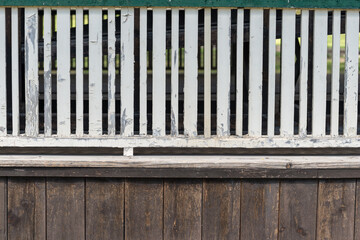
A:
[[241, 180, 279, 240], [171, 8, 179, 136], [121, 8, 134, 136], [107, 8, 116, 136], [279, 180, 317, 240], [217, 8, 231, 137], [184, 8, 198, 137], [355, 180, 360, 239], [344, 10, 359, 137], [330, 10, 341, 137], [86, 179, 124, 240], [204, 8, 211, 137], [11, 8, 19, 136], [57, 8, 71, 136], [248, 9, 263, 137], [317, 180, 356, 239], [203, 180, 241, 239], [0, 178, 7, 240], [152, 8, 166, 136], [125, 179, 163, 239], [236, 9, 244, 136], [299, 10, 309, 137], [312, 10, 328, 137], [44, 8, 52, 136], [7, 178, 46, 240], [47, 178, 85, 240], [267, 9, 276, 137], [89, 8, 102, 136], [0, 8, 5, 136], [25, 8, 39, 137], [139, 7, 147, 135], [76, 8, 84, 136], [280, 9, 296, 137], [164, 179, 202, 239]]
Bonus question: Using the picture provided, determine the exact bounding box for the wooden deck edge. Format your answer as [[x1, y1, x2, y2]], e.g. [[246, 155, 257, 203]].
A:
[[0, 155, 358, 178]]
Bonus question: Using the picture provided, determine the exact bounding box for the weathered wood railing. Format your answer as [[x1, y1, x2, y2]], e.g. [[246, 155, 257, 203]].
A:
[[0, 1, 360, 155]]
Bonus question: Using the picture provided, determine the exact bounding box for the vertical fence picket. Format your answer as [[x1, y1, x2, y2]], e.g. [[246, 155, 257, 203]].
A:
[[44, 8, 52, 136], [217, 9, 231, 137], [204, 8, 211, 137], [121, 7, 134, 137], [299, 10, 309, 137], [76, 8, 84, 136], [331, 10, 340, 136], [236, 9, 244, 137], [280, 9, 296, 137], [344, 10, 359, 137], [0, 8, 5, 137], [171, 8, 179, 136], [267, 9, 276, 137], [57, 8, 71, 136], [108, 8, 116, 136], [11, 8, 19, 136], [152, 8, 166, 136], [89, 8, 102, 136], [25, 8, 39, 137], [312, 10, 328, 137], [139, 7, 147, 135], [184, 8, 198, 137], [248, 9, 263, 137]]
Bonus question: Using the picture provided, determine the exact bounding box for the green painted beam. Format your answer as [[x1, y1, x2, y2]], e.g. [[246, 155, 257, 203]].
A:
[[0, 0, 359, 9]]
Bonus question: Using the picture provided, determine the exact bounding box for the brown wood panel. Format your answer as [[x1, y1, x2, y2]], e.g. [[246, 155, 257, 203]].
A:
[[7, 178, 45, 240], [86, 179, 124, 240], [240, 180, 279, 240], [355, 180, 360, 240], [317, 179, 356, 240], [47, 178, 85, 240], [125, 179, 163, 240], [164, 179, 202, 240], [279, 180, 317, 240], [0, 178, 6, 240], [202, 179, 241, 239]]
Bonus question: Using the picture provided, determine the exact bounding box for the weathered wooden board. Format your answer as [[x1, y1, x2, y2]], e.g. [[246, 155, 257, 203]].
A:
[[241, 180, 279, 240], [203, 179, 241, 239], [355, 180, 360, 239], [125, 179, 163, 239], [164, 179, 202, 239], [0, 178, 6, 240]]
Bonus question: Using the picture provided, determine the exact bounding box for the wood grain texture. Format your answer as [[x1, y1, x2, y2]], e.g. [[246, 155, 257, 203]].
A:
[[202, 179, 241, 239], [86, 179, 124, 240], [279, 180, 317, 240], [241, 180, 279, 240], [164, 179, 202, 239], [125, 179, 163, 239], [316, 180, 356, 240], [355, 180, 360, 239], [47, 178, 85, 240], [0, 178, 6, 240]]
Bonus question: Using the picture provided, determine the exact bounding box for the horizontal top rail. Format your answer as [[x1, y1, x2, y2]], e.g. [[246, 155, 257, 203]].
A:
[[1, 0, 360, 9]]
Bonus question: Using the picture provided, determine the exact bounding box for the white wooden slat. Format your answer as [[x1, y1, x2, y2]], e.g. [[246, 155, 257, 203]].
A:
[[25, 8, 39, 137], [344, 10, 359, 137], [139, 7, 147, 135], [11, 8, 19, 136], [248, 9, 263, 137], [217, 8, 231, 137], [89, 8, 103, 136], [184, 8, 198, 137], [299, 10, 309, 137], [0, 8, 5, 136], [204, 8, 211, 138], [280, 9, 296, 137], [152, 8, 166, 136], [76, 8, 84, 136], [267, 9, 276, 137], [121, 7, 134, 137], [171, 8, 179, 136], [108, 8, 116, 136], [43, 8, 52, 136], [57, 8, 71, 136], [312, 10, 328, 137], [330, 10, 341, 137], [236, 9, 244, 137]]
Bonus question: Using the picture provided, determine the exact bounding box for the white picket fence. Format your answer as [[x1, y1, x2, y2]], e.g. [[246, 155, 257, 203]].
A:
[[0, 7, 359, 154]]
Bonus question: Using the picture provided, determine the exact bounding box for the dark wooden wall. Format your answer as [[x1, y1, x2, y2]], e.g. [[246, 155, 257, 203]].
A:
[[0, 178, 359, 239]]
